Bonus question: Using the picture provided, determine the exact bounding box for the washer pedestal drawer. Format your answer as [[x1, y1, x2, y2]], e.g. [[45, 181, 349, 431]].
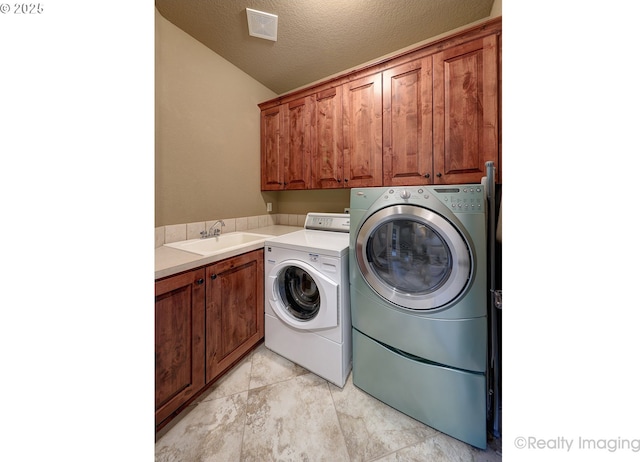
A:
[[352, 328, 486, 449]]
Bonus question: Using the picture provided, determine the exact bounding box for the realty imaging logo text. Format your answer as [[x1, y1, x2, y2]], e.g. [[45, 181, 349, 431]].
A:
[[514, 436, 640, 453]]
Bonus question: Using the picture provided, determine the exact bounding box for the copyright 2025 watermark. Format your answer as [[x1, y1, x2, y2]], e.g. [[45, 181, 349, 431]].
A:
[[514, 435, 640, 453], [0, 3, 44, 14]]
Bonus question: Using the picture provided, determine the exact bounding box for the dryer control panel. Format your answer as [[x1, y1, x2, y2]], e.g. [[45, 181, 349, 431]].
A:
[[433, 186, 485, 212], [378, 186, 485, 213]]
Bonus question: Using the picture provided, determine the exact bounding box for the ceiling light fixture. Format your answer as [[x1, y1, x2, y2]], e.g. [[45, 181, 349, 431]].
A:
[[246, 8, 278, 42]]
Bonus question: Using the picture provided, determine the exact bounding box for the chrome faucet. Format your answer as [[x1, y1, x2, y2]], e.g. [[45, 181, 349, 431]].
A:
[[201, 220, 225, 239]]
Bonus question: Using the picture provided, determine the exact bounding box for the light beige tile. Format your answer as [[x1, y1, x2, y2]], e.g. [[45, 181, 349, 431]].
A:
[[278, 214, 291, 225], [247, 215, 260, 229], [200, 353, 252, 401], [471, 436, 503, 462], [154, 344, 502, 461], [236, 217, 248, 231], [221, 218, 236, 233], [259, 214, 272, 227], [249, 344, 308, 390], [297, 214, 306, 226], [186, 221, 205, 240], [164, 224, 186, 244], [155, 227, 165, 248], [329, 374, 437, 462], [155, 391, 248, 462], [375, 432, 475, 462], [243, 373, 350, 462]]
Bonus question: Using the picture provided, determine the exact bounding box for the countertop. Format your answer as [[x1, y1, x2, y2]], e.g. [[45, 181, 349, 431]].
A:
[[155, 225, 302, 280]]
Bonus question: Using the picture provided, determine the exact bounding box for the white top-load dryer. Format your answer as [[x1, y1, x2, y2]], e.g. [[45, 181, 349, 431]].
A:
[[264, 213, 351, 387]]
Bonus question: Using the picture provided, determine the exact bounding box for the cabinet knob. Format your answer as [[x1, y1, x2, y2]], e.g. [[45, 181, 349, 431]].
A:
[[344, 178, 349, 183], [210, 274, 217, 280], [424, 173, 430, 179], [196, 278, 204, 285], [436, 173, 442, 178]]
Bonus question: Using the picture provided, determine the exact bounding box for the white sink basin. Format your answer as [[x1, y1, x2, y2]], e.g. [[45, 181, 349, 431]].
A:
[[164, 232, 273, 256]]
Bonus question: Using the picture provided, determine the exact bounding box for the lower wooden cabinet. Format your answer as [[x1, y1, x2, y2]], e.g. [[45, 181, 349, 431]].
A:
[[155, 249, 264, 430], [205, 250, 264, 383], [155, 268, 205, 428]]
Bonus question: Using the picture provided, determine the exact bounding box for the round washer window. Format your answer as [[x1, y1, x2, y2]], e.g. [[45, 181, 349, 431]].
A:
[[356, 204, 472, 310], [277, 266, 321, 320], [366, 218, 452, 295]]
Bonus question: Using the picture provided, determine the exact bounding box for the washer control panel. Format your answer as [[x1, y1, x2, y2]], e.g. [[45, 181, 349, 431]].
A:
[[304, 213, 351, 232]]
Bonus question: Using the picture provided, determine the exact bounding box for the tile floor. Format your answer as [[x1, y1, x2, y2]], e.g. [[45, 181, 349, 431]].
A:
[[155, 343, 502, 462]]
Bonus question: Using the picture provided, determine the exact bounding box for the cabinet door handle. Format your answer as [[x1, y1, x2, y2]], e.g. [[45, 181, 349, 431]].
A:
[[210, 274, 217, 280], [344, 178, 349, 183], [196, 278, 204, 285], [424, 173, 430, 179], [436, 173, 442, 178]]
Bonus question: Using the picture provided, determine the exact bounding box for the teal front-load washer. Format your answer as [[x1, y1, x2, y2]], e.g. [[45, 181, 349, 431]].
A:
[[349, 186, 488, 449]]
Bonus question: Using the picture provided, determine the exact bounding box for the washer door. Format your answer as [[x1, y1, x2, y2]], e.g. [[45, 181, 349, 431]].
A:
[[356, 204, 472, 310], [267, 260, 339, 329]]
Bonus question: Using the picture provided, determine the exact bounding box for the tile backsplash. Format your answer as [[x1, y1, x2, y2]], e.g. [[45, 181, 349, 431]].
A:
[[155, 214, 306, 248]]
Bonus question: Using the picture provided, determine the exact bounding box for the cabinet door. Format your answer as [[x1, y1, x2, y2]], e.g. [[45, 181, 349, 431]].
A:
[[155, 269, 205, 427], [284, 97, 312, 189], [311, 87, 344, 189], [433, 34, 499, 184], [382, 57, 434, 186], [205, 249, 264, 383], [343, 74, 383, 187], [261, 105, 286, 190]]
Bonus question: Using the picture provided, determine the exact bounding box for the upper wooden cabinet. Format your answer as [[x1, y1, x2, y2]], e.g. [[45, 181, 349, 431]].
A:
[[261, 98, 313, 190], [284, 97, 312, 190], [382, 57, 433, 186], [259, 17, 501, 189], [432, 34, 499, 184], [260, 105, 285, 190], [311, 87, 343, 189], [343, 73, 383, 188]]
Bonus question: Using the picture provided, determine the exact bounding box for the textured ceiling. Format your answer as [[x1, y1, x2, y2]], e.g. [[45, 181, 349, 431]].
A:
[[156, 0, 496, 95]]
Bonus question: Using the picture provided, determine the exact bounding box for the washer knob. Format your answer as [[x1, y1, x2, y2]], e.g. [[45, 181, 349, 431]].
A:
[[400, 189, 411, 200]]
